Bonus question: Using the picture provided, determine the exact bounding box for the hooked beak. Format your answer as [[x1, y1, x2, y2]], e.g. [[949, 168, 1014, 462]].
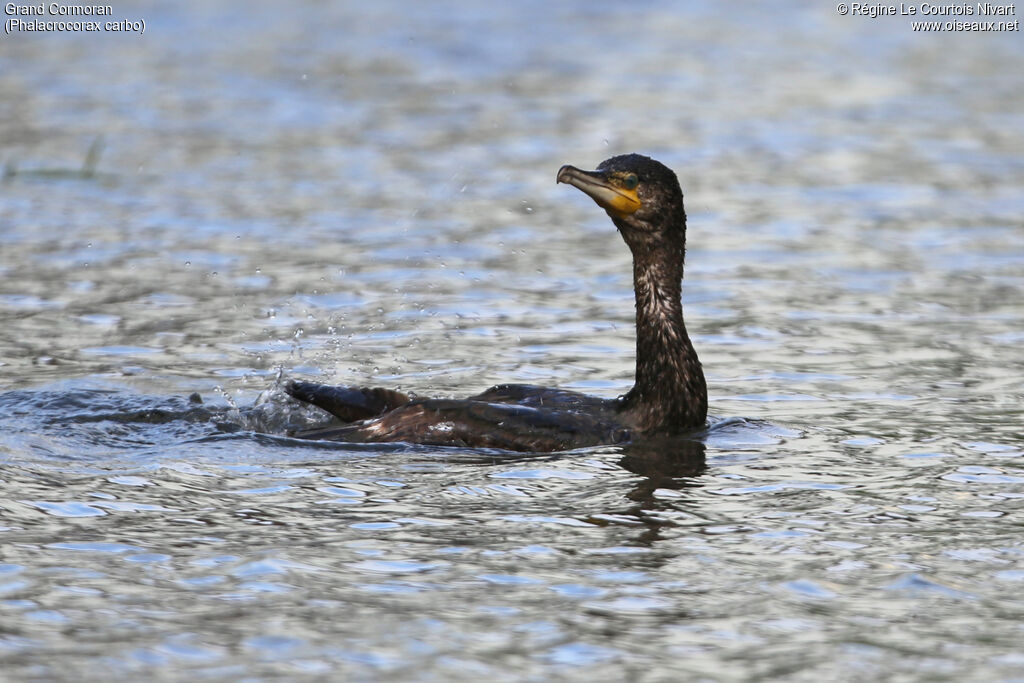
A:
[[557, 164, 642, 218]]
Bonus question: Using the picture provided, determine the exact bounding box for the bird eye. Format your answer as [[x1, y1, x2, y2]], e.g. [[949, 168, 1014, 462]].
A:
[[623, 174, 639, 190]]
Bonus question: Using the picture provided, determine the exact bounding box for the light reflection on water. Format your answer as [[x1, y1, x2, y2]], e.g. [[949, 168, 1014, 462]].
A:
[[1, 0, 1023, 680]]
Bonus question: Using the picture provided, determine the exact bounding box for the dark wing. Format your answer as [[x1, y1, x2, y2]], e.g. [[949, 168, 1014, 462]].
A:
[[471, 383, 618, 410], [342, 398, 631, 452]]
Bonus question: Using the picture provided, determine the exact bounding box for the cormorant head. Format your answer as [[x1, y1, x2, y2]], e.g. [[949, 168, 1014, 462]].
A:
[[557, 154, 686, 250]]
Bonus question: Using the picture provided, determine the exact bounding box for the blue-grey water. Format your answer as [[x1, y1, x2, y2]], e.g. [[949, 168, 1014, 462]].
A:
[[2, 1, 1023, 680]]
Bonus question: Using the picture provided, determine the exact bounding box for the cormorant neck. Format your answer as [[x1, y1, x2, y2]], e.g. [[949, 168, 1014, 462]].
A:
[[622, 237, 707, 433]]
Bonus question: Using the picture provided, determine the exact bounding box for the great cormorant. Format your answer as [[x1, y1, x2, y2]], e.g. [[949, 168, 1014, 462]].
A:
[[286, 154, 707, 452]]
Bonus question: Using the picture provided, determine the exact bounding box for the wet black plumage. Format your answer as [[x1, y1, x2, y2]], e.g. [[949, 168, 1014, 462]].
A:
[[286, 154, 707, 452]]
